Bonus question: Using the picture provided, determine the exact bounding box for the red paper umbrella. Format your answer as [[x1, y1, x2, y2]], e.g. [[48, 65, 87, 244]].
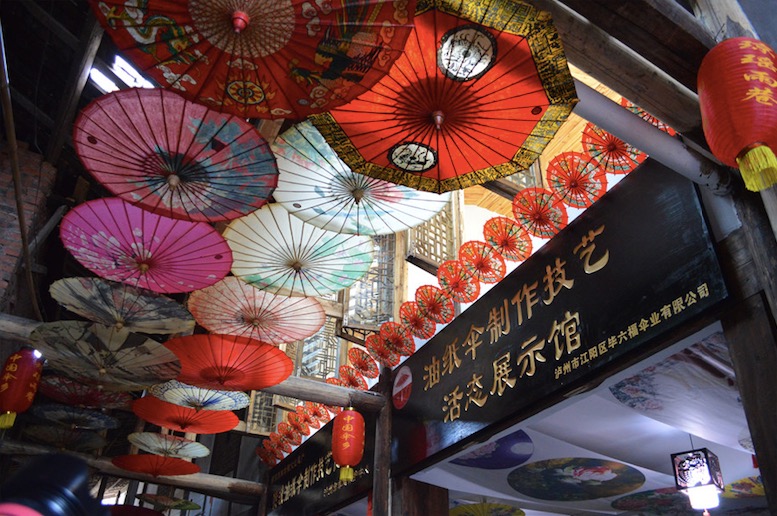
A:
[[286, 412, 311, 436], [347, 347, 380, 379], [414, 285, 454, 325], [437, 260, 480, 303], [269, 431, 293, 454], [338, 365, 368, 390], [581, 122, 646, 175], [379, 322, 415, 356], [59, 197, 231, 293], [483, 217, 532, 263], [133, 395, 238, 434], [365, 333, 399, 368], [277, 421, 302, 446], [546, 152, 608, 209], [512, 188, 568, 238], [38, 375, 133, 410], [112, 454, 200, 477], [294, 404, 320, 430], [92, 0, 415, 120], [73, 89, 278, 222], [458, 241, 506, 284], [620, 97, 677, 136], [399, 301, 436, 340], [256, 441, 279, 466], [305, 401, 331, 424], [164, 334, 293, 391]]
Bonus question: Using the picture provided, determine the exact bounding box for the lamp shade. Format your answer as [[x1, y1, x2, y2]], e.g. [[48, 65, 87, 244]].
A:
[[331, 407, 365, 482], [671, 448, 724, 510], [0, 348, 43, 429], [698, 37, 777, 191]]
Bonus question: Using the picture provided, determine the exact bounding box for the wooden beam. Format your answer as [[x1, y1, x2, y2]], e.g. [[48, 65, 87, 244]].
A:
[[262, 375, 385, 413]]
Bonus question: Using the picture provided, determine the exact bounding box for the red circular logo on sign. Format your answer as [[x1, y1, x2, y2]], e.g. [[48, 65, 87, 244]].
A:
[[392, 366, 412, 410]]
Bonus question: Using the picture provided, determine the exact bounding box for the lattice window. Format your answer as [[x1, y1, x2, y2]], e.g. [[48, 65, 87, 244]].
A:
[[343, 234, 395, 330], [502, 161, 542, 190], [244, 390, 277, 435], [407, 197, 458, 274], [298, 316, 341, 379]]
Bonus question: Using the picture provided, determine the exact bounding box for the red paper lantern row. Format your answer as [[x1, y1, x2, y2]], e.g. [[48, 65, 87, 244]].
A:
[[331, 407, 365, 482], [0, 347, 43, 429], [698, 37, 777, 191]]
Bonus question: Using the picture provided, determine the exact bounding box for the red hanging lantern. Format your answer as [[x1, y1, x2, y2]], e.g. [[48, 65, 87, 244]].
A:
[[0, 347, 43, 429], [331, 407, 365, 482], [698, 37, 777, 191]]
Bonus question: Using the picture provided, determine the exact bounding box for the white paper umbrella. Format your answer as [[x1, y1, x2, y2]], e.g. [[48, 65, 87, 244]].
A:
[[127, 432, 210, 459], [272, 121, 450, 235], [149, 379, 250, 411], [223, 203, 374, 297]]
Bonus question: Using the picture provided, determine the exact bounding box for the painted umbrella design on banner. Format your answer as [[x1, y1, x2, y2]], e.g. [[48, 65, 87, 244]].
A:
[[546, 152, 608, 209], [128, 432, 211, 459], [38, 375, 133, 410], [272, 121, 450, 235], [512, 187, 568, 238], [458, 241, 506, 284], [59, 197, 232, 294], [437, 259, 480, 303], [73, 88, 278, 222], [112, 454, 201, 477], [483, 216, 533, 262], [224, 203, 374, 297], [149, 379, 251, 411], [30, 403, 120, 430], [581, 122, 646, 175], [49, 277, 195, 335], [91, 0, 416, 120], [308, 0, 577, 192], [133, 395, 239, 434]]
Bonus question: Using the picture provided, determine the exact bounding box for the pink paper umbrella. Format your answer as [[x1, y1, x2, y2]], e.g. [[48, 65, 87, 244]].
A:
[[60, 197, 232, 293]]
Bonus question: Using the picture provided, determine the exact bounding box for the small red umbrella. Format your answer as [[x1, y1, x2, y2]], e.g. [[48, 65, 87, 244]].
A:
[[164, 334, 293, 391], [286, 412, 311, 436], [269, 431, 294, 454], [414, 285, 454, 325], [277, 421, 302, 446], [620, 97, 677, 136], [112, 454, 200, 477], [338, 365, 368, 390], [38, 375, 133, 410], [546, 152, 608, 209], [365, 333, 399, 368], [458, 241, 506, 284], [399, 301, 436, 340], [305, 401, 331, 425], [512, 187, 568, 239], [294, 404, 320, 430], [133, 395, 238, 434], [256, 441, 279, 466], [379, 322, 415, 356], [581, 122, 646, 175], [483, 217, 532, 263], [347, 347, 380, 379], [437, 260, 479, 303]]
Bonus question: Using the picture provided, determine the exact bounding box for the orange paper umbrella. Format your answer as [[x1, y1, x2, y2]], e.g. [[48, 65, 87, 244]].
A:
[[366, 333, 399, 368], [294, 404, 321, 430], [483, 217, 532, 262], [512, 188, 568, 238], [112, 454, 200, 477], [133, 395, 238, 434], [399, 301, 437, 340], [269, 431, 294, 454], [256, 441, 279, 466], [546, 152, 608, 209], [414, 285, 454, 325], [338, 365, 368, 390], [347, 347, 380, 379], [458, 241, 506, 284], [581, 122, 646, 175], [305, 401, 332, 424], [437, 260, 479, 303], [277, 421, 302, 446], [379, 321, 415, 356], [164, 334, 293, 391], [286, 412, 311, 436]]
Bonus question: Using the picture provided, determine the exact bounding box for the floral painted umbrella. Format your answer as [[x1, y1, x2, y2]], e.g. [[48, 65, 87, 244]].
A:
[[133, 395, 239, 434], [30, 321, 180, 392], [338, 365, 368, 390], [347, 347, 380, 379], [73, 88, 278, 222], [224, 203, 374, 297], [437, 260, 479, 303], [128, 432, 210, 459], [366, 333, 399, 368], [187, 276, 325, 344], [257, 441, 280, 466], [458, 241, 506, 284], [293, 404, 321, 430], [60, 197, 231, 293], [49, 277, 195, 334], [305, 402, 331, 425], [380, 321, 415, 357], [277, 421, 302, 446], [581, 122, 646, 175], [269, 431, 294, 454], [483, 217, 532, 263], [546, 152, 608, 209], [23, 424, 107, 452], [308, 0, 577, 192], [38, 375, 133, 410], [272, 121, 450, 235], [30, 403, 120, 430], [512, 187, 568, 238], [149, 379, 251, 411], [112, 454, 200, 477], [286, 412, 311, 436], [91, 0, 415, 120], [415, 285, 454, 325], [399, 301, 437, 340]]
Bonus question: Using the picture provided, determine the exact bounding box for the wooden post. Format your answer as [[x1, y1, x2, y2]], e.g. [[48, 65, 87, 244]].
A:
[[372, 366, 392, 516], [390, 477, 448, 516]]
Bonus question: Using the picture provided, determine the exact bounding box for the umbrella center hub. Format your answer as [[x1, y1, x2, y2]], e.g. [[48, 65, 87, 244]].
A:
[[232, 10, 250, 33], [137, 261, 151, 273], [352, 188, 365, 203], [432, 110, 445, 130], [167, 173, 181, 189], [289, 260, 303, 271]]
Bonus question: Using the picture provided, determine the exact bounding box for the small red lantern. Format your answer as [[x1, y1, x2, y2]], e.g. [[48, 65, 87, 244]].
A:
[[0, 347, 43, 429], [331, 407, 365, 482], [698, 37, 777, 191]]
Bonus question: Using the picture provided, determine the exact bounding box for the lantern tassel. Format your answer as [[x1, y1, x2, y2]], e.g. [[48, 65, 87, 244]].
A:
[[339, 465, 354, 482], [736, 144, 777, 192], [0, 411, 17, 429]]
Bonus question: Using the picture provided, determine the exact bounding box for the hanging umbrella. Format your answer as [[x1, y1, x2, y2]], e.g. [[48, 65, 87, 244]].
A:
[[272, 121, 450, 235], [30, 403, 120, 430], [38, 375, 133, 410], [348, 347, 380, 379], [149, 379, 250, 411], [128, 432, 211, 459], [458, 241, 506, 284], [293, 404, 321, 430], [30, 321, 180, 392], [483, 217, 532, 263], [112, 454, 200, 477], [23, 424, 107, 452], [365, 333, 399, 368], [512, 188, 568, 238], [165, 333, 293, 391], [546, 152, 608, 209], [73, 89, 278, 222], [304, 401, 331, 424], [224, 203, 374, 297], [437, 260, 480, 303], [110, 506, 165, 516], [133, 395, 239, 434], [308, 0, 577, 193], [187, 276, 325, 344], [414, 285, 454, 325], [269, 432, 294, 454], [256, 442, 279, 466], [580, 122, 646, 175], [277, 421, 302, 446], [286, 412, 311, 436], [620, 98, 677, 136], [91, 0, 415, 120], [338, 365, 368, 390], [379, 321, 415, 356], [49, 277, 195, 334], [399, 300, 437, 340], [59, 197, 232, 294], [137, 494, 201, 512]]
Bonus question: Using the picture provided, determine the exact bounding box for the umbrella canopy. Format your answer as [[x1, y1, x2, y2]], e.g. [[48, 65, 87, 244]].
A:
[[133, 395, 238, 434], [91, 0, 415, 120], [511, 187, 568, 238], [30, 321, 180, 392], [399, 301, 437, 339], [73, 88, 278, 222], [23, 424, 107, 452], [149, 379, 250, 411], [347, 347, 380, 379], [38, 375, 133, 410], [269, 432, 294, 454], [277, 421, 302, 446], [458, 241, 506, 284], [483, 217, 532, 263], [286, 412, 311, 436], [338, 365, 367, 390], [272, 121, 450, 235], [60, 197, 232, 293], [546, 152, 608, 209], [379, 321, 415, 356], [223, 203, 374, 297], [137, 494, 201, 512], [187, 276, 325, 344], [49, 277, 195, 334], [437, 259, 479, 303], [30, 403, 120, 430], [128, 432, 211, 459], [581, 122, 645, 175], [308, 0, 577, 192], [415, 285, 454, 324], [293, 404, 321, 430], [304, 401, 331, 424], [112, 454, 200, 477], [164, 334, 293, 391], [365, 333, 399, 368]]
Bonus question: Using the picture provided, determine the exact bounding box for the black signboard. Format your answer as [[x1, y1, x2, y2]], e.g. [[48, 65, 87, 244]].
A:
[[390, 159, 728, 474]]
